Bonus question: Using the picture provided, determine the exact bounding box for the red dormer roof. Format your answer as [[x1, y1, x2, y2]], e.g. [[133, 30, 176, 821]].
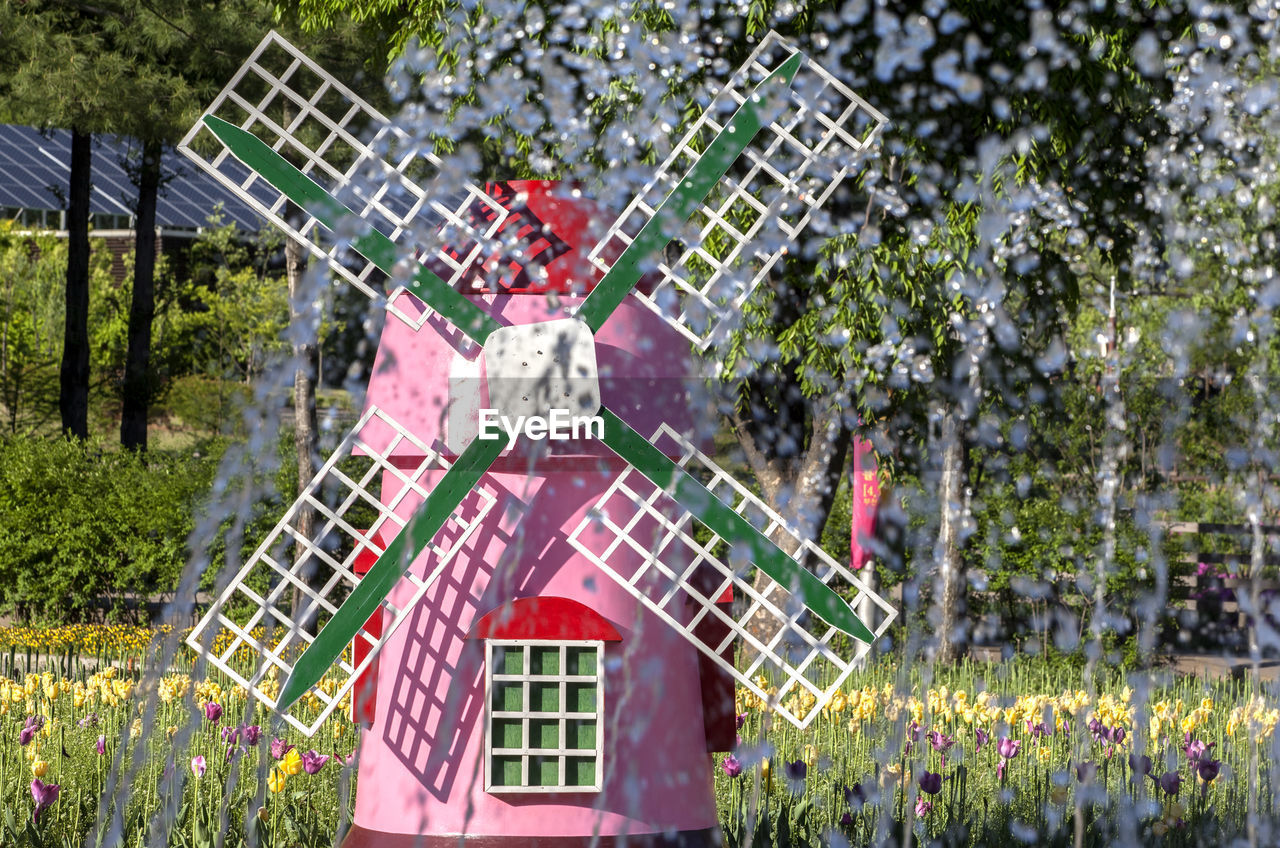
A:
[[468, 596, 623, 642]]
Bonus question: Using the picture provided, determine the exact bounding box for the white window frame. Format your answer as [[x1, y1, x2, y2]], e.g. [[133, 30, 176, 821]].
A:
[[483, 638, 605, 793]]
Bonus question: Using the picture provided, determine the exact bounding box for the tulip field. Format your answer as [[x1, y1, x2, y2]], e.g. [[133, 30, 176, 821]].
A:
[[1, 626, 1277, 846]]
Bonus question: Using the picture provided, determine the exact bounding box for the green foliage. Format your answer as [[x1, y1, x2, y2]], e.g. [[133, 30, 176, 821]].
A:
[[0, 225, 63, 433], [162, 219, 291, 387], [0, 435, 224, 622], [0, 225, 129, 435]]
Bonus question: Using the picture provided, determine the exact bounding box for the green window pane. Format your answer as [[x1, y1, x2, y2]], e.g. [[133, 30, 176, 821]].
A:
[[530, 646, 560, 675], [530, 719, 560, 750], [492, 756, 522, 787], [566, 647, 596, 676], [567, 683, 597, 713], [566, 757, 596, 787], [530, 755, 560, 787], [566, 719, 596, 750], [531, 682, 560, 713], [493, 718, 523, 750], [494, 645, 524, 675], [493, 682, 524, 712]]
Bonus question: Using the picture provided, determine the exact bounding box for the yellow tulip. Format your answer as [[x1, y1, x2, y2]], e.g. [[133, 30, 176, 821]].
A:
[[268, 767, 287, 793], [281, 748, 303, 776], [31, 759, 48, 779]]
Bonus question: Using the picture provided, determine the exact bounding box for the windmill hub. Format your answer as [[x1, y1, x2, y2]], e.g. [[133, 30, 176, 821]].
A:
[[482, 318, 601, 423]]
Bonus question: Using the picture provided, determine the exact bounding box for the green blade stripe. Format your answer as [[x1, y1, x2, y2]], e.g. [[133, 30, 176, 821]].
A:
[[203, 116, 501, 346], [597, 406, 874, 643], [576, 52, 803, 333], [276, 434, 507, 711]]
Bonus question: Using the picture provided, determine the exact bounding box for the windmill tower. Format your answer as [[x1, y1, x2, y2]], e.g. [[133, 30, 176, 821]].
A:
[[180, 31, 897, 846]]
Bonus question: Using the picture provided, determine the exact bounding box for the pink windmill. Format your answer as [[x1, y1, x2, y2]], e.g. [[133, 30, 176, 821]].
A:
[[180, 31, 896, 846]]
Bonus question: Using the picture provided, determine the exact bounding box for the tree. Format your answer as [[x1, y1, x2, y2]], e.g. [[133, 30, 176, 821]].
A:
[[106, 1, 277, 451], [285, 0, 1208, 665], [0, 4, 139, 439]]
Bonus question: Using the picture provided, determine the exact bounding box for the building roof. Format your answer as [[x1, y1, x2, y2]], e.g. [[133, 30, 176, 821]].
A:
[[0, 123, 270, 232]]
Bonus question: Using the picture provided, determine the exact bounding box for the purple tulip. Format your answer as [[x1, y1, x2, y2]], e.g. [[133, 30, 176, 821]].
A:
[[735, 713, 747, 730], [1197, 758, 1221, 782], [220, 726, 240, 746], [243, 725, 263, 746], [204, 702, 223, 723], [914, 797, 933, 816], [722, 754, 742, 778], [270, 738, 294, 760], [1087, 717, 1106, 742], [301, 750, 330, 775], [1026, 719, 1050, 739], [1157, 771, 1182, 796], [844, 782, 866, 806], [996, 737, 1021, 781], [840, 812, 854, 826], [19, 724, 36, 747], [904, 720, 921, 755], [927, 729, 955, 753], [77, 713, 99, 728], [1106, 726, 1126, 745], [1183, 737, 1215, 765], [918, 770, 943, 796], [974, 727, 990, 754], [784, 759, 807, 793], [191, 756, 207, 779], [31, 778, 59, 824], [1075, 762, 1096, 783], [96, 735, 106, 756], [1128, 753, 1152, 776]]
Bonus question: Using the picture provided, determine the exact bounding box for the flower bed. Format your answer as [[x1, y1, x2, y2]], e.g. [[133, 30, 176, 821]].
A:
[[2, 626, 1277, 846]]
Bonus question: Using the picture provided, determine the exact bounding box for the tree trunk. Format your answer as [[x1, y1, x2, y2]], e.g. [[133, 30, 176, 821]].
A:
[[933, 408, 968, 663], [287, 227, 320, 628], [732, 402, 856, 647], [120, 138, 162, 451], [60, 129, 92, 440]]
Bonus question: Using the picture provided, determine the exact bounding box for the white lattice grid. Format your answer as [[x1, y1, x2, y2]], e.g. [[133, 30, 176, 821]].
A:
[[176, 30, 512, 331], [186, 406, 497, 736], [586, 31, 887, 351], [566, 424, 896, 729]]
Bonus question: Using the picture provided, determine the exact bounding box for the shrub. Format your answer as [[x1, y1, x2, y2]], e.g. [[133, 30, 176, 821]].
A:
[[0, 435, 223, 622]]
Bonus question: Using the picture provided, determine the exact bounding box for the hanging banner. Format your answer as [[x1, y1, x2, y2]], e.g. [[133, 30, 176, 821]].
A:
[[850, 437, 879, 571]]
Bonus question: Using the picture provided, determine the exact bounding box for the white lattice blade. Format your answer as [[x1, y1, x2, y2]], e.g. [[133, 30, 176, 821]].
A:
[[587, 31, 887, 351], [186, 405, 497, 735], [566, 424, 896, 729], [175, 30, 515, 331]]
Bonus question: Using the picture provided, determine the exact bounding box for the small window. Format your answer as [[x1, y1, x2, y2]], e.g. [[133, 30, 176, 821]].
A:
[[484, 639, 604, 793]]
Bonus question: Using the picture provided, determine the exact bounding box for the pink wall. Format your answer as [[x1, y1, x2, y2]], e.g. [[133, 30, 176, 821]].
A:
[[351, 293, 720, 840]]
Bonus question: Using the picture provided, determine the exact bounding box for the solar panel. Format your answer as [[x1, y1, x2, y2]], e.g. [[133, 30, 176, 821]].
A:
[[0, 123, 267, 232]]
